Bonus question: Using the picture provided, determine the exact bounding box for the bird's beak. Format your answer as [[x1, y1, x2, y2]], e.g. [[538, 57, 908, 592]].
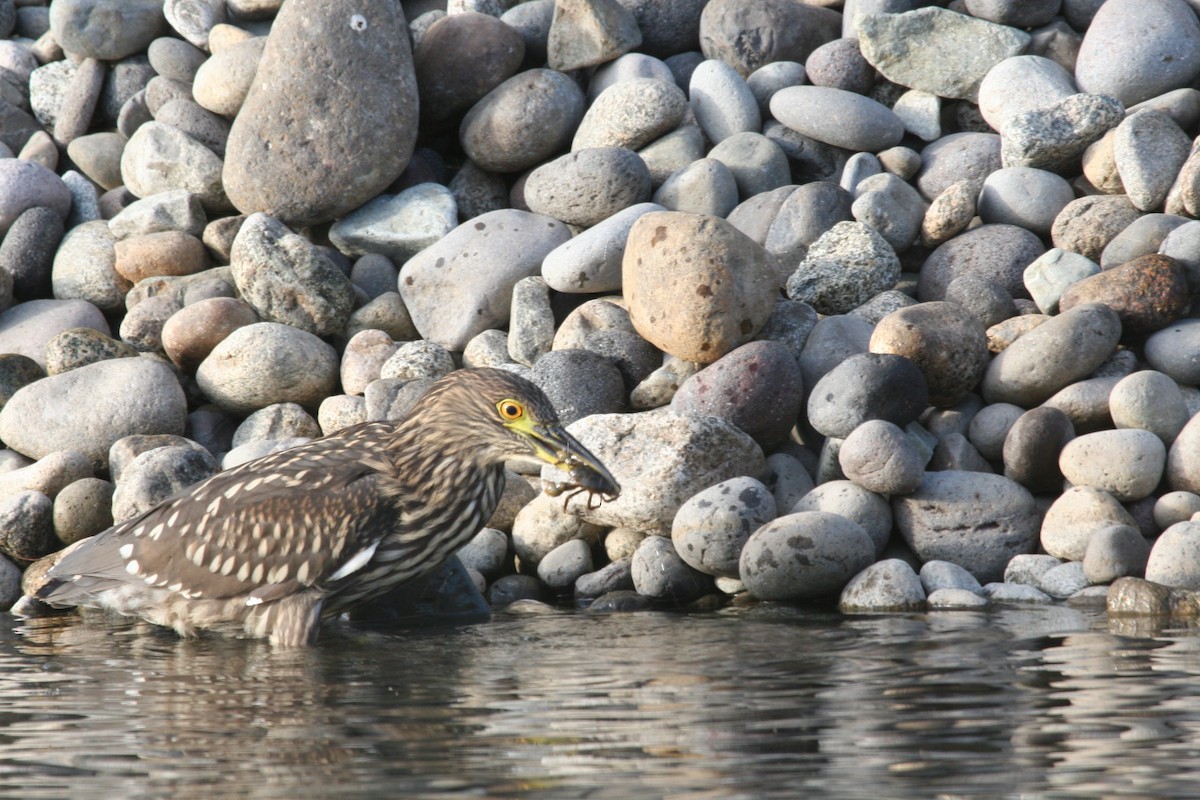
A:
[[509, 419, 621, 500]]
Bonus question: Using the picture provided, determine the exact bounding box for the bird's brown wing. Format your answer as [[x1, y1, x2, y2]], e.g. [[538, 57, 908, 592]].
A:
[[39, 424, 401, 608]]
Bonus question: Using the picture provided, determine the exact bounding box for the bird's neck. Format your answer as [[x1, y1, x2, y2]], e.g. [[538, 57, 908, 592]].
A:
[[377, 420, 502, 510]]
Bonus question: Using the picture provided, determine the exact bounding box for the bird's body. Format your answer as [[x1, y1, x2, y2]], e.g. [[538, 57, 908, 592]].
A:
[[19, 369, 618, 646]]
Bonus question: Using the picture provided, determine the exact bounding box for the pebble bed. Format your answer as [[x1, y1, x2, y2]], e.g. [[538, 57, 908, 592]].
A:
[[0, 0, 1199, 620]]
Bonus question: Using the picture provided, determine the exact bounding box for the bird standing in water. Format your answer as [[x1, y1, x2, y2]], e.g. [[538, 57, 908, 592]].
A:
[[17, 369, 619, 646]]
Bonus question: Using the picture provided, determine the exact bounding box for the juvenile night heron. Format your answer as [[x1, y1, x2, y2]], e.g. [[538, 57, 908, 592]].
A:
[[17, 368, 619, 646]]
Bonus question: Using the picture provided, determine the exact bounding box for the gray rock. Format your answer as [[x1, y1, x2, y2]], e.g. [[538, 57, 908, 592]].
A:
[[689, 58, 760, 144], [575, 557, 634, 599], [806, 37, 874, 94], [195, 322, 339, 415], [0, 300, 109, 370], [1004, 552, 1063, 586], [699, 0, 840, 77], [1075, 0, 1200, 107], [919, 559, 984, 595], [328, 184, 457, 263], [857, 7, 1030, 101], [529, 349, 625, 425], [739, 511, 875, 600], [1038, 561, 1088, 599], [547, 0, 641, 72], [797, 314, 873, 392], [893, 471, 1040, 582], [839, 419, 926, 496], [1052, 195, 1142, 263], [230, 213, 355, 337], [588, 52, 674, 102], [1102, 213, 1188, 270], [869, 301, 988, 408], [918, 223, 1044, 302], [461, 67, 585, 173], [770, 85, 904, 152], [893, 89, 942, 142], [163, 0, 225, 49], [109, 444, 217, 523], [839, 559, 926, 611], [983, 582, 1052, 603], [1082, 524, 1150, 584], [231, 403, 320, 448], [978, 55, 1078, 132], [108, 189, 206, 240], [1110, 370, 1190, 446], [52, 476, 114, 545], [1145, 319, 1200, 386], [670, 476, 776, 578], [849, 173, 925, 254], [638, 125, 707, 187], [1168, 412, 1200, 495], [1155, 491, 1200, 530], [977, 167, 1074, 237], [380, 340, 455, 382], [0, 358, 186, 470], [1059, 429, 1166, 502], [0, 158, 70, 237], [653, 158, 740, 217], [1114, 109, 1192, 211], [786, 221, 900, 314], [631, 534, 712, 602], [927, 587, 990, 609], [1040, 485, 1138, 561], [542, 202, 663, 294], [537, 538, 594, 591], [0, 490, 55, 562], [1145, 521, 1200, 589], [507, 277, 555, 368], [1000, 93, 1124, 174], [807, 352, 928, 439], [511, 492, 603, 565], [1023, 249, 1101, 314], [524, 147, 652, 226], [572, 78, 689, 151], [222, 0, 417, 226], [456, 527, 509, 578], [791, 479, 891, 556], [0, 206, 63, 301], [399, 209, 571, 351], [915, 131, 1002, 200], [121, 121, 229, 212], [982, 303, 1122, 407], [544, 409, 765, 536], [488, 574, 543, 607], [747, 60, 807, 115], [764, 182, 853, 268]]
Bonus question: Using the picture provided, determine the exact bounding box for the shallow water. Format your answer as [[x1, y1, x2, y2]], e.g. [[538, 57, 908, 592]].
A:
[[0, 603, 1199, 799]]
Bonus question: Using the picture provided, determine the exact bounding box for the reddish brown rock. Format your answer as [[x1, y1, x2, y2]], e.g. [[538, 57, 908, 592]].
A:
[[622, 211, 780, 364], [1059, 253, 1189, 335], [113, 230, 208, 284], [161, 297, 259, 372]]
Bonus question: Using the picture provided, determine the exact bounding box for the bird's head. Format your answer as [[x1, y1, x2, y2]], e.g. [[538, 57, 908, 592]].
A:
[[416, 368, 620, 503]]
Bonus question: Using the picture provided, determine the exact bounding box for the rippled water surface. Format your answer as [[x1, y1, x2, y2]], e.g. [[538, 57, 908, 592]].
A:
[[1, 603, 1199, 798]]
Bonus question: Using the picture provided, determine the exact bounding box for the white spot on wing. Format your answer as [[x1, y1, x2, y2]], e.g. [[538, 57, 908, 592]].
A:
[[125, 560, 140, 575], [119, 543, 134, 559], [329, 541, 379, 581], [245, 596, 264, 606]]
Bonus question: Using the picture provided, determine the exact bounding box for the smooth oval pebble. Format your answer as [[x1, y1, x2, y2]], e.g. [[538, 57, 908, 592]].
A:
[[524, 147, 651, 227], [572, 78, 689, 152], [869, 301, 988, 408], [770, 85, 904, 152], [1145, 521, 1200, 590], [1059, 429, 1167, 502], [893, 471, 1039, 582], [739, 511, 875, 601], [838, 559, 927, 612], [807, 352, 929, 439], [1110, 370, 1190, 446], [977, 167, 1074, 237], [689, 58, 761, 144], [671, 476, 776, 578], [1041, 485, 1138, 561], [838, 419, 925, 496], [981, 303, 1121, 407]]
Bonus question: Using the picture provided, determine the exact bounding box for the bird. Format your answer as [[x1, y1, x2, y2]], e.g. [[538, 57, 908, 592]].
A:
[[15, 368, 619, 647]]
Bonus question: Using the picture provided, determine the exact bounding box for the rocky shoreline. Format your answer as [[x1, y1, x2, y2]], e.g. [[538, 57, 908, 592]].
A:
[[0, 0, 1198, 622]]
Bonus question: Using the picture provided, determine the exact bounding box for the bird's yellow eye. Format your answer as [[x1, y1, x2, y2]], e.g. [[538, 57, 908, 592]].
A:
[[497, 399, 524, 421]]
